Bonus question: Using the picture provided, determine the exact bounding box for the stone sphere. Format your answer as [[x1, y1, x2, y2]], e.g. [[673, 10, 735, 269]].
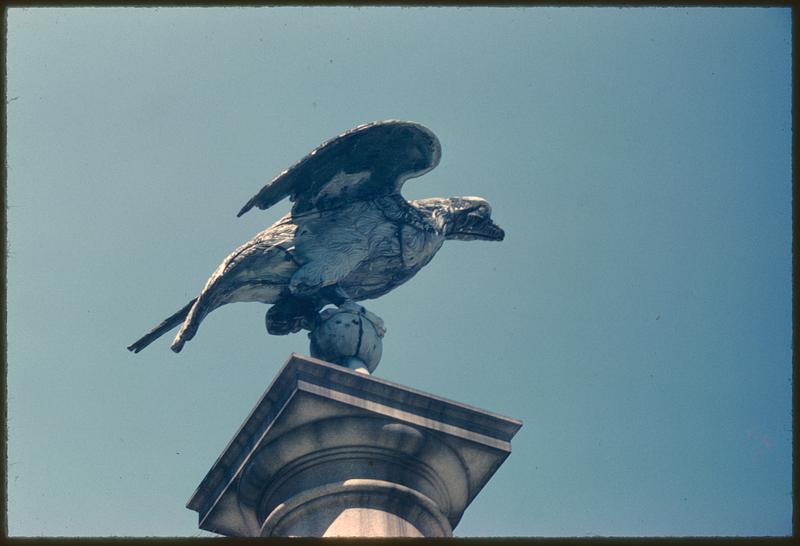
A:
[[309, 303, 385, 374]]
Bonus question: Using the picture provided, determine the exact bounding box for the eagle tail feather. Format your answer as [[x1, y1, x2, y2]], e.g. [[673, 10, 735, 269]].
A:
[[127, 298, 198, 353]]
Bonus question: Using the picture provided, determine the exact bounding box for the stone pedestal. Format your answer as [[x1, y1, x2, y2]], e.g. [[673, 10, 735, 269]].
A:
[[187, 354, 522, 537]]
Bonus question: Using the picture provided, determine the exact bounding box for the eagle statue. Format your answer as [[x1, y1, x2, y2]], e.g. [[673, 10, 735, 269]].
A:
[[128, 120, 504, 355]]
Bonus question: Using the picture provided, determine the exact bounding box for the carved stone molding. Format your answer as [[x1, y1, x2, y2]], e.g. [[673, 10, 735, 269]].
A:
[[187, 354, 522, 537]]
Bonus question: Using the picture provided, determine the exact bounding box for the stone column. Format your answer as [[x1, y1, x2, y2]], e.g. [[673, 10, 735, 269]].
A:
[[187, 354, 522, 537]]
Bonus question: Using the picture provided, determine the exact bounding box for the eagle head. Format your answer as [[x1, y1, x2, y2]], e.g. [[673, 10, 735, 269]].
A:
[[413, 196, 505, 242]]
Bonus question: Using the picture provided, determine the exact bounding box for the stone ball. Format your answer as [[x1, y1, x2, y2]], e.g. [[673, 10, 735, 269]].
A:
[[309, 303, 385, 374]]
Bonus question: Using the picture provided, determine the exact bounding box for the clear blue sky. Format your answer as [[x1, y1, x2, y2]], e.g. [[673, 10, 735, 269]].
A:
[[6, 7, 791, 537]]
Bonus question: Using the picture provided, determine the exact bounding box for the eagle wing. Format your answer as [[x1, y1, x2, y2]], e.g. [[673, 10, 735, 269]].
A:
[[237, 120, 441, 217]]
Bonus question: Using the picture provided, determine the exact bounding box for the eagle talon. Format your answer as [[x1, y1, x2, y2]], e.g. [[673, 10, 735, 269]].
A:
[[338, 301, 362, 313]]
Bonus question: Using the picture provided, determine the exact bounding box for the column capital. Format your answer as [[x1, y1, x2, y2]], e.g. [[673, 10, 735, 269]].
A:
[[187, 353, 522, 537]]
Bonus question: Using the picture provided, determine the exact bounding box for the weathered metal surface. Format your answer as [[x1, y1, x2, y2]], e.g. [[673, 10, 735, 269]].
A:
[[127, 120, 504, 355]]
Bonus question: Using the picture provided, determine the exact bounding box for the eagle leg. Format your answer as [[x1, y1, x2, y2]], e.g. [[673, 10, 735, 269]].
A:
[[319, 284, 351, 306], [266, 296, 320, 335]]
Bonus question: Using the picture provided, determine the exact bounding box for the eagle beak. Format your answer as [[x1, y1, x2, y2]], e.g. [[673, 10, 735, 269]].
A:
[[483, 221, 505, 241], [449, 218, 505, 241]]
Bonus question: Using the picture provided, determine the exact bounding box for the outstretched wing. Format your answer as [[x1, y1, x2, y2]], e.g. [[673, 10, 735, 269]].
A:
[[237, 120, 441, 217]]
